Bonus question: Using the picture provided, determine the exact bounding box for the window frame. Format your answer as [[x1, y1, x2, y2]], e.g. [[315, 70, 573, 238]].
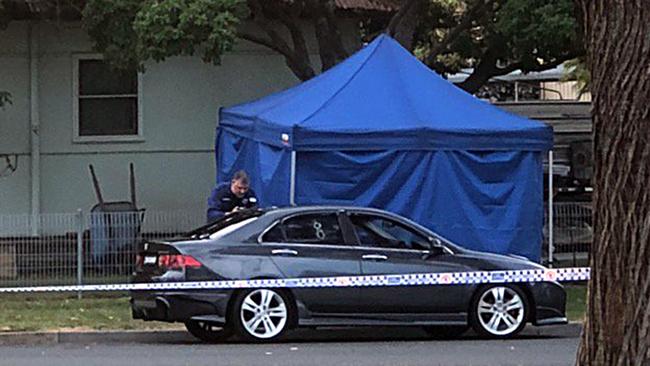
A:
[[346, 212, 435, 252], [72, 54, 144, 143], [259, 211, 354, 247]]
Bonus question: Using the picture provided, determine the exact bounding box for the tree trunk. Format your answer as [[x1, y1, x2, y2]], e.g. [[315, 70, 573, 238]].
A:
[[386, 0, 426, 51], [576, 2, 650, 365]]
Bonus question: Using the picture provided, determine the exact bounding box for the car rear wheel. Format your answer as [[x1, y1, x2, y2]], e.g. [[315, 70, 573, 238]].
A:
[[184, 320, 233, 343], [470, 285, 528, 338], [231, 288, 292, 342]]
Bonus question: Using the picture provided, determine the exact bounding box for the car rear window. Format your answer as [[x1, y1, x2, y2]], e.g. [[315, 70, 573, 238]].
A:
[[209, 217, 259, 240]]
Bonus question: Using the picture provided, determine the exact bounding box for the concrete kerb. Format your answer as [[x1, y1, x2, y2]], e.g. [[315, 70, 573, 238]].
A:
[[0, 322, 583, 346], [0, 329, 192, 346]]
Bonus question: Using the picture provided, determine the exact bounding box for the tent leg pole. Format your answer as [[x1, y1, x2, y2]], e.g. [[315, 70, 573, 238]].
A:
[[290, 151, 296, 206], [548, 150, 554, 267]]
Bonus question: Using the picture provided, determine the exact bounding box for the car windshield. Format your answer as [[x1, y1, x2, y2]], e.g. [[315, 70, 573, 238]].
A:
[[184, 209, 266, 239]]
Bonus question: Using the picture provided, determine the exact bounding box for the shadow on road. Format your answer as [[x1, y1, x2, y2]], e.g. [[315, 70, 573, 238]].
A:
[[158, 324, 579, 346]]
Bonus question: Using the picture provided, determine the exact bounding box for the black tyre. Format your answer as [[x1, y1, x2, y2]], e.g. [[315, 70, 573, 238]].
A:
[[184, 320, 233, 343], [231, 288, 293, 342], [469, 284, 528, 338], [423, 325, 469, 339]]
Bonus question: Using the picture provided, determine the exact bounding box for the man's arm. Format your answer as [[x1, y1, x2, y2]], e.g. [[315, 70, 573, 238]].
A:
[[206, 185, 229, 222]]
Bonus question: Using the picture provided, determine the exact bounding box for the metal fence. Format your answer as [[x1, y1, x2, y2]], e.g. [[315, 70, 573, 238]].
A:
[[543, 202, 593, 267], [0, 203, 593, 289], [0, 209, 204, 289]]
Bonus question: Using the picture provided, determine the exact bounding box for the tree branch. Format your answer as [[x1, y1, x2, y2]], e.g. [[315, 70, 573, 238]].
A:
[[424, 0, 496, 67], [458, 47, 585, 93], [266, 1, 311, 65], [237, 31, 288, 56], [386, 0, 426, 51], [306, 0, 347, 72], [322, 0, 348, 60], [245, 0, 316, 80]]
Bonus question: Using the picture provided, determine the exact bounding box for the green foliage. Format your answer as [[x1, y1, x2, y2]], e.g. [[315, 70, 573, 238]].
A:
[[82, 0, 246, 71], [417, 0, 582, 75], [494, 0, 579, 68]]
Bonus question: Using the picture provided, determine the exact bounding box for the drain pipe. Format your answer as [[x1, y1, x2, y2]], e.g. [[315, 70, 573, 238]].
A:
[[29, 22, 41, 235]]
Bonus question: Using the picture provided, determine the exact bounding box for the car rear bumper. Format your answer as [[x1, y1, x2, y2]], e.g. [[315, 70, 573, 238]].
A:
[[131, 291, 231, 324]]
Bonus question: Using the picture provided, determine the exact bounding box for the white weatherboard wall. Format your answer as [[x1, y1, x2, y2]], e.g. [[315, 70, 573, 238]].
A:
[[0, 21, 360, 215]]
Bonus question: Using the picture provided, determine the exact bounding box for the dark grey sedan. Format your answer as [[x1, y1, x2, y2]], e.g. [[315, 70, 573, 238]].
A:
[[131, 206, 566, 342]]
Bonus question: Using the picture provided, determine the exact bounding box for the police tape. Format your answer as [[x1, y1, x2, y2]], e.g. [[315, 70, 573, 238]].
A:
[[0, 267, 590, 294]]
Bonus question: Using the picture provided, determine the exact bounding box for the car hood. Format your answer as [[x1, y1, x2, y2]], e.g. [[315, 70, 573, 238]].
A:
[[453, 249, 546, 271]]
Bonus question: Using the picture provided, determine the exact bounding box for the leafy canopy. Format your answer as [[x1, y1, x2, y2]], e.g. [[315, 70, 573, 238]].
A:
[[82, 0, 246, 71], [416, 0, 581, 77]]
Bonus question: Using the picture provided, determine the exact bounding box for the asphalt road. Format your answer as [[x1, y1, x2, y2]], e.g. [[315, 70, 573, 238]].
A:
[[0, 327, 579, 366]]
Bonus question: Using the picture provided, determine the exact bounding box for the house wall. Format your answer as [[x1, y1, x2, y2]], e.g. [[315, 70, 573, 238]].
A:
[[0, 20, 360, 215]]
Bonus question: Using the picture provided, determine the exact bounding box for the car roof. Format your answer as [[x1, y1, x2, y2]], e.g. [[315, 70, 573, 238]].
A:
[[263, 205, 393, 216]]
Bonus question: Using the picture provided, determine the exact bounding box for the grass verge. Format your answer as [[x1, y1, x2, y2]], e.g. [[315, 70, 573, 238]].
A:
[[0, 293, 181, 332], [565, 284, 587, 322]]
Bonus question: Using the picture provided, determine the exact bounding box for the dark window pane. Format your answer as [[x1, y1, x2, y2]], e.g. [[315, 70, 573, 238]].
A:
[[79, 60, 137, 95], [283, 214, 343, 245], [350, 214, 429, 250], [261, 224, 284, 242], [79, 98, 138, 136]]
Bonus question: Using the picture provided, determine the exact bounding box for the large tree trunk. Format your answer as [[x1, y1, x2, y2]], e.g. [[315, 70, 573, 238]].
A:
[[576, 2, 650, 365]]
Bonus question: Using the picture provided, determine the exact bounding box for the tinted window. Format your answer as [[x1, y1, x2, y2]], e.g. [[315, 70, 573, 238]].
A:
[[77, 59, 138, 136], [282, 213, 343, 245], [349, 214, 429, 250], [261, 223, 285, 242]]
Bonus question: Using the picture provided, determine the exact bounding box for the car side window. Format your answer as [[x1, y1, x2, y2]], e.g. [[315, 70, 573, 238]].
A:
[[282, 213, 344, 245], [349, 214, 430, 250], [261, 223, 285, 242]]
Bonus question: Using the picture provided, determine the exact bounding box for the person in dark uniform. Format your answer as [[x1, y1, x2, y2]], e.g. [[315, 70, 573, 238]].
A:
[[206, 170, 258, 223]]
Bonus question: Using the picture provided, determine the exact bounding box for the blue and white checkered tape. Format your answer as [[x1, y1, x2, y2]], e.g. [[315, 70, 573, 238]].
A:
[[0, 267, 590, 294]]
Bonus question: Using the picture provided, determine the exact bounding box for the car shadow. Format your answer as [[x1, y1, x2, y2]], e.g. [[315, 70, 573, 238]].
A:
[[155, 324, 578, 345]]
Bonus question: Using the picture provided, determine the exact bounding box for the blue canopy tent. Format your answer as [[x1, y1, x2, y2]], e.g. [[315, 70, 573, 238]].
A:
[[216, 34, 553, 261]]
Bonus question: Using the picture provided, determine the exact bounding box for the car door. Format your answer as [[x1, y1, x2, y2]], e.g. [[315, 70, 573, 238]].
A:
[[260, 211, 362, 313], [347, 212, 472, 315]]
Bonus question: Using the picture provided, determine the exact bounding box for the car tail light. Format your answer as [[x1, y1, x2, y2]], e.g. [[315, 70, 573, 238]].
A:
[[158, 254, 202, 270]]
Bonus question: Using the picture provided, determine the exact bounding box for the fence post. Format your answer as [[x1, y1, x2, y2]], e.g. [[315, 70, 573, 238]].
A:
[[548, 150, 554, 268], [76, 209, 84, 299]]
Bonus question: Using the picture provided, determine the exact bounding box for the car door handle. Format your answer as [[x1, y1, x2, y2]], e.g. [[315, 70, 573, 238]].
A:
[[271, 249, 298, 256], [362, 254, 388, 261]]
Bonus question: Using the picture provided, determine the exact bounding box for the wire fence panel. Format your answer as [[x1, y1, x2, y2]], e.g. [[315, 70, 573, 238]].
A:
[[543, 202, 592, 267], [0, 209, 205, 288], [0, 213, 79, 287]]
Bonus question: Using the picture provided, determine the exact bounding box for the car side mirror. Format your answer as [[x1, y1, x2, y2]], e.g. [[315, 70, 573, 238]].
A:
[[422, 237, 444, 259]]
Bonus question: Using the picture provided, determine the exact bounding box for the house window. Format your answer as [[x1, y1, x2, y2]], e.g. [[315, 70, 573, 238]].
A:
[[73, 55, 143, 142]]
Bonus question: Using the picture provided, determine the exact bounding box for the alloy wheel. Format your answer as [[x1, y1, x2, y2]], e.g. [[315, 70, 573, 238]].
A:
[[239, 289, 288, 339], [475, 286, 526, 337]]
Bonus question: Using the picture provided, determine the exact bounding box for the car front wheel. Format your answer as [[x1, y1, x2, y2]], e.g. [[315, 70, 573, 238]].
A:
[[470, 285, 528, 338], [231, 288, 292, 342]]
